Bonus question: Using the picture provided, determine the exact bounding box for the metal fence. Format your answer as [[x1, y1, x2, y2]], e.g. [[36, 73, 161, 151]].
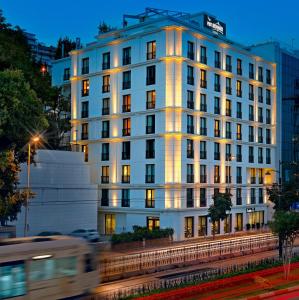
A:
[[100, 233, 277, 281]]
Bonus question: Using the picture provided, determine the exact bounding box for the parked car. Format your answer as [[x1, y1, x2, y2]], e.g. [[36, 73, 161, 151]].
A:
[[70, 229, 99, 242]]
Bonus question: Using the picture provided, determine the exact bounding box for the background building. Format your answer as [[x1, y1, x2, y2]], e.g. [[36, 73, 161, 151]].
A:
[[52, 9, 277, 240]]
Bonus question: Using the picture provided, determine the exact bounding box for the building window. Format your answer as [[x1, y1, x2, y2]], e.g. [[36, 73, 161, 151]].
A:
[[198, 216, 207, 236], [249, 84, 254, 100], [102, 120, 110, 138], [266, 109, 271, 124], [122, 118, 131, 136], [251, 169, 256, 184], [236, 123, 242, 140], [214, 119, 220, 137], [102, 75, 110, 93], [187, 65, 194, 85], [226, 55, 232, 72], [146, 115, 155, 134], [186, 188, 194, 207], [147, 217, 160, 230], [249, 126, 254, 142], [226, 99, 232, 116], [226, 77, 232, 95], [266, 69, 271, 85], [225, 143, 232, 161], [236, 188, 242, 205], [258, 87, 263, 103], [258, 66, 263, 82], [237, 167, 242, 184], [187, 164, 194, 183], [249, 146, 254, 163], [236, 80, 242, 97], [146, 90, 156, 109], [249, 63, 254, 79], [258, 107, 263, 123], [184, 217, 194, 238], [214, 165, 220, 183], [81, 79, 89, 97], [122, 165, 130, 183], [82, 145, 88, 162], [122, 94, 131, 112], [147, 41, 156, 60], [101, 143, 109, 161], [146, 65, 156, 85], [81, 57, 89, 74], [187, 41, 194, 60], [250, 188, 256, 204], [200, 46, 207, 64], [201, 69, 207, 88], [237, 102, 242, 119], [187, 139, 194, 158], [187, 90, 194, 109], [212, 219, 220, 235], [235, 213, 243, 231], [145, 164, 155, 183], [187, 115, 194, 134], [200, 117, 207, 135], [259, 188, 264, 204], [102, 97, 110, 115], [237, 58, 242, 75], [214, 142, 220, 160], [225, 122, 232, 139], [249, 105, 254, 121], [122, 71, 131, 89], [266, 89, 271, 105], [225, 166, 231, 183], [81, 123, 88, 140], [200, 188, 207, 207], [146, 139, 155, 159], [122, 189, 130, 207], [101, 189, 109, 206], [258, 168, 264, 184], [81, 101, 89, 118], [63, 68, 70, 81], [101, 166, 109, 183], [236, 145, 242, 162], [266, 129, 271, 144], [258, 127, 263, 143], [123, 47, 131, 65], [214, 51, 221, 68], [145, 189, 155, 208], [224, 214, 232, 233], [200, 93, 207, 112], [102, 52, 110, 70], [105, 214, 115, 235], [266, 148, 271, 164], [200, 141, 207, 159], [214, 73, 220, 92], [214, 97, 220, 114], [200, 165, 207, 183], [122, 141, 130, 160]]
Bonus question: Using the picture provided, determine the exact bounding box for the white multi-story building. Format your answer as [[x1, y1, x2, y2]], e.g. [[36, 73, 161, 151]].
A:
[[52, 9, 277, 240]]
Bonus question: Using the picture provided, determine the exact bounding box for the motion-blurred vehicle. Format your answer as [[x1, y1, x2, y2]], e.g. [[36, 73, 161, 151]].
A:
[[70, 229, 99, 242], [0, 236, 98, 299], [37, 231, 62, 236]]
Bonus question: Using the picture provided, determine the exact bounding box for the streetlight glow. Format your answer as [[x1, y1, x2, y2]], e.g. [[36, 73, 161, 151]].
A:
[[31, 136, 40, 143]]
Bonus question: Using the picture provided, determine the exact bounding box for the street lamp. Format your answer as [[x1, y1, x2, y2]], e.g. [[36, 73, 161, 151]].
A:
[[24, 135, 40, 237]]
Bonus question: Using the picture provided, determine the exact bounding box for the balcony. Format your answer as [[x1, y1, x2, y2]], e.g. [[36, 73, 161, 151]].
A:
[[147, 51, 156, 60], [187, 150, 194, 159], [200, 175, 207, 183], [102, 62, 110, 70], [237, 176, 242, 184], [101, 130, 109, 138], [145, 175, 155, 183], [249, 155, 254, 163], [146, 101, 155, 109], [226, 65, 232, 72], [214, 84, 220, 92], [200, 151, 207, 159], [226, 87, 232, 95], [214, 61, 221, 68], [123, 57, 131, 65], [200, 80, 207, 88], [81, 132, 88, 140], [187, 125, 194, 134], [101, 153, 109, 161], [187, 101, 194, 109], [102, 107, 110, 115], [187, 76, 194, 85], [146, 150, 155, 159], [237, 154, 242, 162], [146, 77, 155, 85], [122, 175, 130, 183], [214, 107, 220, 114], [214, 176, 220, 183], [146, 126, 155, 134], [200, 104, 207, 112], [187, 51, 194, 60], [101, 176, 109, 184], [187, 175, 194, 183], [200, 56, 207, 64], [122, 81, 131, 90], [81, 67, 89, 75], [214, 129, 220, 137], [214, 152, 220, 160], [249, 93, 254, 100], [122, 104, 131, 113], [122, 152, 130, 160], [122, 128, 131, 136], [102, 85, 110, 93], [200, 128, 207, 136]]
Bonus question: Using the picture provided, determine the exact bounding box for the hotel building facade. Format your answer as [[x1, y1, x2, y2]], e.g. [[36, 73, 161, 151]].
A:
[[52, 10, 277, 240]]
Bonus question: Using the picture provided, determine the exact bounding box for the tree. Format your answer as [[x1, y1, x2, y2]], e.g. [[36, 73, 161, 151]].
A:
[[55, 37, 77, 59], [98, 21, 115, 34], [269, 211, 299, 279], [208, 192, 232, 238]]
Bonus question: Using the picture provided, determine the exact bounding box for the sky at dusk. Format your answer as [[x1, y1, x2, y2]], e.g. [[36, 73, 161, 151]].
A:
[[2, 0, 299, 49]]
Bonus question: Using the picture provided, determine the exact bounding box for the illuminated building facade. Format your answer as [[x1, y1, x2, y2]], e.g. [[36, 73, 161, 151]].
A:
[[52, 9, 277, 240]]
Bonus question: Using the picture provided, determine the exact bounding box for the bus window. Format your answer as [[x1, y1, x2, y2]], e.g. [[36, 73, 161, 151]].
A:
[[0, 261, 26, 298], [85, 254, 95, 273]]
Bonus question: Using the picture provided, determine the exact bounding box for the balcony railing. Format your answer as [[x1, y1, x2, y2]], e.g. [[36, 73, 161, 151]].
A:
[[121, 199, 130, 207], [122, 57, 131, 65], [146, 101, 155, 109], [81, 111, 89, 118], [81, 132, 88, 140], [146, 126, 155, 134], [237, 68, 242, 75], [200, 151, 207, 159], [81, 90, 89, 97], [266, 77, 271, 85], [258, 96, 264, 103], [226, 176, 232, 183], [200, 175, 207, 183], [249, 135, 254, 142], [145, 175, 155, 183], [237, 176, 242, 184], [237, 133, 242, 140], [200, 56, 207, 64], [102, 107, 110, 115], [200, 128, 207, 136], [187, 125, 194, 134], [214, 107, 220, 114], [226, 109, 232, 116], [266, 118, 271, 124], [237, 90, 242, 97], [214, 84, 220, 92], [266, 157, 271, 164], [102, 130, 109, 138], [249, 93, 254, 100], [187, 101, 194, 109], [122, 175, 130, 183], [187, 150, 194, 159], [214, 129, 220, 137], [200, 80, 207, 88], [214, 176, 220, 183], [236, 197, 242, 205], [122, 81, 131, 90], [81, 67, 89, 75], [102, 62, 110, 70], [249, 155, 254, 163], [251, 177, 256, 184], [249, 72, 254, 79], [101, 176, 109, 184], [122, 128, 131, 136], [146, 77, 155, 85], [258, 156, 263, 164], [200, 104, 207, 112], [101, 153, 109, 161], [187, 199, 194, 208], [214, 152, 220, 160], [226, 131, 232, 139], [147, 52, 156, 60], [187, 174, 194, 183], [226, 87, 232, 95], [146, 150, 155, 159], [226, 65, 232, 72], [237, 111, 242, 119], [214, 61, 221, 68], [187, 76, 194, 85], [187, 51, 194, 60], [249, 114, 254, 121], [122, 152, 130, 160], [122, 104, 131, 113], [251, 196, 256, 204], [258, 75, 263, 82], [237, 154, 242, 162], [102, 85, 110, 93]]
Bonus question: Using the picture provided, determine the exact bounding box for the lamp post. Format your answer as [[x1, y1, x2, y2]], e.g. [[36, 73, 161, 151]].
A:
[[24, 136, 40, 237]]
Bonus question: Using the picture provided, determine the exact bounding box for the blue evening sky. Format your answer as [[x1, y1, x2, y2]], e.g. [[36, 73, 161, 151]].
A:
[[1, 0, 299, 49]]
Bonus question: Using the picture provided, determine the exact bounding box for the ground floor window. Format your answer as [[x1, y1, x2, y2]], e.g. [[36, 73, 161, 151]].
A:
[[105, 214, 116, 235], [184, 216, 194, 238], [211, 219, 220, 235], [147, 217, 160, 231], [235, 213, 243, 231], [198, 216, 207, 236], [224, 214, 232, 233], [248, 211, 264, 228]]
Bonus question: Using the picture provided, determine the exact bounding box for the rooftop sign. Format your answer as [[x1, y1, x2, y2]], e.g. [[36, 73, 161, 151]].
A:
[[204, 15, 226, 36]]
